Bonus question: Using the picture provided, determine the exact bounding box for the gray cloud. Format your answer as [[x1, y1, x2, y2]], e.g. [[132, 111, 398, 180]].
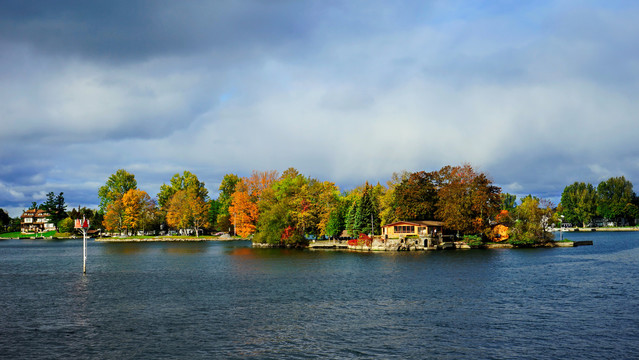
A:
[[1, 1, 639, 216]]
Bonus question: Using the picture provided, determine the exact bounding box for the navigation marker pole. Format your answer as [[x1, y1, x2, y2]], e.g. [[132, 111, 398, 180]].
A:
[[75, 217, 90, 274]]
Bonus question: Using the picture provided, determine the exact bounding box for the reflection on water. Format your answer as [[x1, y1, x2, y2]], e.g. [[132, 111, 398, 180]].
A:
[[102, 242, 149, 255], [163, 243, 208, 254]]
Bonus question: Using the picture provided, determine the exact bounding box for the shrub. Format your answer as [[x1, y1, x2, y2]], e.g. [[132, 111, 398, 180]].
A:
[[58, 217, 74, 234], [463, 234, 483, 247]]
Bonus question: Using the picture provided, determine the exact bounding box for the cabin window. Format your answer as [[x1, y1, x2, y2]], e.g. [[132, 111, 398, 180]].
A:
[[393, 225, 415, 233]]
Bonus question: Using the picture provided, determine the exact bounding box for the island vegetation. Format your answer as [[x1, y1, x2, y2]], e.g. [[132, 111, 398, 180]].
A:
[[2, 165, 638, 248]]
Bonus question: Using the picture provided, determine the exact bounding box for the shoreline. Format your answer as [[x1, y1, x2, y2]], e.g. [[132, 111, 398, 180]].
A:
[[95, 237, 248, 242], [553, 227, 639, 232]]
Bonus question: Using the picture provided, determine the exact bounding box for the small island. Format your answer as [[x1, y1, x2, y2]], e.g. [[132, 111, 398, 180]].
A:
[[2, 166, 635, 251]]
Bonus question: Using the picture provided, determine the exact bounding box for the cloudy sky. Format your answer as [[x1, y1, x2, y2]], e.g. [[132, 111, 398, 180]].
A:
[[1, 0, 638, 216]]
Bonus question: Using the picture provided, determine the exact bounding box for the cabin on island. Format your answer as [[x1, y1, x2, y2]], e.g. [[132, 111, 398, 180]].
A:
[[20, 209, 55, 233], [382, 220, 443, 238]]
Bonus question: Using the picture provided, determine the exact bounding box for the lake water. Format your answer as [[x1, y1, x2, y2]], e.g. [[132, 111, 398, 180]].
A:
[[1, 232, 638, 359]]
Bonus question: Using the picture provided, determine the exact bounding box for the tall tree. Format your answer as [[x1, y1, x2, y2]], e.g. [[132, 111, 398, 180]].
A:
[[208, 199, 221, 231], [345, 199, 359, 237], [166, 189, 210, 237], [561, 182, 597, 227], [228, 180, 259, 237], [0, 208, 10, 232], [253, 171, 313, 245], [435, 165, 501, 236], [42, 192, 67, 228], [122, 189, 157, 235], [98, 169, 137, 212], [158, 171, 208, 210], [597, 176, 637, 225], [325, 199, 347, 238], [354, 182, 380, 235], [379, 171, 410, 226], [216, 173, 241, 233], [103, 199, 125, 234], [393, 171, 438, 221]]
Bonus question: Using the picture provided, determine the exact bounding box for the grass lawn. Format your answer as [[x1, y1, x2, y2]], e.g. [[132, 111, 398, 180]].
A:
[[0, 231, 57, 238]]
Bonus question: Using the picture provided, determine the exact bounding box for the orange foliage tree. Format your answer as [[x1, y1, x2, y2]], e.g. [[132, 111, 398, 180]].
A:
[[103, 199, 125, 234], [228, 180, 259, 237]]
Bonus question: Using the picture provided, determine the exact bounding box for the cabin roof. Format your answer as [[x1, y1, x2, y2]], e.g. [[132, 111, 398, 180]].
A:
[[383, 220, 443, 228]]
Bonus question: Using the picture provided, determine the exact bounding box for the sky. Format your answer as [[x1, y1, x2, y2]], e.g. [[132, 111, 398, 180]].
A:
[[2, 0, 639, 217]]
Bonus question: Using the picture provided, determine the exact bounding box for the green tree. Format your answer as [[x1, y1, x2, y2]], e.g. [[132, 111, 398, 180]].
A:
[[158, 171, 209, 210], [325, 205, 346, 238], [57, 217, 74, 233], [68, 206, 104, 231], [354, 182, 380, 235], [253, 172, 309, 245], [500, 193, 517, 211], [216, 173, 241, 232], [0, 208, 10, 232], [42, 192, 67, 228], [345, 199, 359, 237], [561, 182, 597, 227], [208, 199, 221, 231], [98, 169, 137, 212], [597, 176, 637, 226]]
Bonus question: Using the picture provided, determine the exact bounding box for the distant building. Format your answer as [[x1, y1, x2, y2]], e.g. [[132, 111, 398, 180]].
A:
[[382, 220, 443, 238], [20, 209, 55, 233]]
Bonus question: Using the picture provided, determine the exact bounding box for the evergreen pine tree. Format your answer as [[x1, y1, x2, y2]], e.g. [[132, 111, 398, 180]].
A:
[[355, 182, 381, 235], [345, 200, 359, 237]]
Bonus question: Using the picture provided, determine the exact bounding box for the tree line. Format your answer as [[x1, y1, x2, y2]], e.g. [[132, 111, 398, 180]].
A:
[[559, 176, 639, 228], [2, 167, 637, 246]]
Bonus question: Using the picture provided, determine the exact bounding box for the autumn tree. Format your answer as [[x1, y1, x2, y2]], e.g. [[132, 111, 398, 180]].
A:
[[509, 195, 558, 245], [379, 171, 410, 226], [253, 170, 323, 245], [392, 171, 438, 221], [166, 189, 210, 237], [228, 181, 259, 237], [435, 165, 501, 236], [314, 181, 342, 236], [103, 199, 125, 234], [98, 169, 137, 212], [121, 189, 157, 235], [158, 171, 209, 210]]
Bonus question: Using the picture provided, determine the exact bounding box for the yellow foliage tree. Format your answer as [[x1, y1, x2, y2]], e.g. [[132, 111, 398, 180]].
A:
[[166, 189, 210, 237], [121, 189, 156, 235]]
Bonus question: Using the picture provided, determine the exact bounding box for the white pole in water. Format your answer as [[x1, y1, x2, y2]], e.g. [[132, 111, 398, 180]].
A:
[[83, 216, 87, 274]]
